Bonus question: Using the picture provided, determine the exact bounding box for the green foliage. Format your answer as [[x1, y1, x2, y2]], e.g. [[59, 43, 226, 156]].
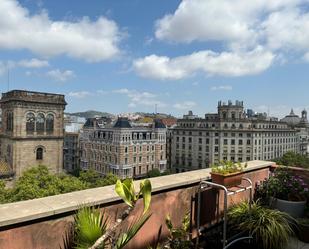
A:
[[0, 181, 8, 204], [228, 201, 295, 249], [0, 166, 118, 204], [147, 169, 171, 178], [275, 151, 309, 168], [115, 179, 152, 214], [165, 213, 192, 249], [115, 213, 152, 249], [74, 207, 108, 249], [147, 169, 161, 178], [255, 167, 309, 202], [211, 160, 247, 175], [7, 166, 86, 202]]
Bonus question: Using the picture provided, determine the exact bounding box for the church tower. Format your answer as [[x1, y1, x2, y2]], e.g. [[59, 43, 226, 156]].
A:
[[0, 90, 66, 179]]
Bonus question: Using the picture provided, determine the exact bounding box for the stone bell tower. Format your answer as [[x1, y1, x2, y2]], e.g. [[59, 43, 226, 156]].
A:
[[0, 90, 66, 179]]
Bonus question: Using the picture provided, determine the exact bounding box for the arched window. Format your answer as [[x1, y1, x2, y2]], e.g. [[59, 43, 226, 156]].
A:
[[46, 114, 54, 132], [36, 113, 45, 133], [36, 147, 43, 160], [26, 113, 35, 133]]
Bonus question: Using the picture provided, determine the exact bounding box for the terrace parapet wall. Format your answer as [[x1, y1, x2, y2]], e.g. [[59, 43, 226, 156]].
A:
[[0, 160, 274, 249]]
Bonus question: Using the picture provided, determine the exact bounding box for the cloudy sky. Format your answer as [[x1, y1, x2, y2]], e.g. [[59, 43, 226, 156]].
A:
[[0, 0, 309, 117]]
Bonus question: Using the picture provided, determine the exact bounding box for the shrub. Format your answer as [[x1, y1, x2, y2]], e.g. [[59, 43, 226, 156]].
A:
[[211, 161, 247, 175], [228, 201, 295, 249]]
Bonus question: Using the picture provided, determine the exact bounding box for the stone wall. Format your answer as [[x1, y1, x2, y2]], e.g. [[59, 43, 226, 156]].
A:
[[0, 161, 273, 249]]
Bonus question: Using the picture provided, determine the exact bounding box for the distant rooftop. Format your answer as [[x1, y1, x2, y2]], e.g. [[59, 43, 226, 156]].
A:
[[113, 117, 132, 128]]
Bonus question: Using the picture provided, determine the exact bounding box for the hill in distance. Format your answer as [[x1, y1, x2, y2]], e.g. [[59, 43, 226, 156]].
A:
[[66, 110, 114, 119]]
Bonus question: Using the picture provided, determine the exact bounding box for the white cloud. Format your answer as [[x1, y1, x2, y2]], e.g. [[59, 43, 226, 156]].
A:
[[173, 101, 197, 110], [17, 58, 49, 68], [131, 0, 309, 81], [155, 0, 302, 45], [113, 88, 166, 108], [47, 69, 75, 82], [68, 91, 92, 98], [210, 85, 233, 91], [0, 0, 122, 62], [133, 47, 274, 80]]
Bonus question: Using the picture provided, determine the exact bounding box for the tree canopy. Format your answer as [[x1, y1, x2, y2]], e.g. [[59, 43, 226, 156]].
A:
[[275, 151, 309, 168], [0, 165, 118, 204]]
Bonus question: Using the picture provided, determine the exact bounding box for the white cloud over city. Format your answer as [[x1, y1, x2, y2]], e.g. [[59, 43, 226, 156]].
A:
[[113, 88, 167, 108], [133, 0, 309, 80], [47, 69, 75, 82], [133, 47, 274, 80], [0, 0, 122, 62]]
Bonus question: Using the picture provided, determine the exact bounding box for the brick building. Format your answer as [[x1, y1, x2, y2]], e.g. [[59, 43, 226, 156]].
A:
[[80, 117, 167, 179]]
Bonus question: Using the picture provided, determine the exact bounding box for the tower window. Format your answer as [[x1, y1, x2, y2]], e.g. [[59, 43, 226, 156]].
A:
[[36, 113, 45, 133], [46, 114, 54, 132], [26, 113, 35, 133], [6, 112, 13, 131], [36, 147, 43, 160]]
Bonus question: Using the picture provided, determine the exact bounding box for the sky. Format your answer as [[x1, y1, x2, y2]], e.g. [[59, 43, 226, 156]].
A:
[[0, 0, 309, 118]]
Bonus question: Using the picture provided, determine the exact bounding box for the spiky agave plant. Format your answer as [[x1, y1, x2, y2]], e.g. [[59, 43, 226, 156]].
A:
[[74, 206, 108, 249], [228, 201, 296, 249]]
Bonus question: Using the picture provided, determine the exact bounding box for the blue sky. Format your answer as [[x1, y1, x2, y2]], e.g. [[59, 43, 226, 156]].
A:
[[1, 0, 309, 118]]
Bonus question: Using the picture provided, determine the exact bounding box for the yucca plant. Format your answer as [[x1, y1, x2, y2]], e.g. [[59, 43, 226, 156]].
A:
[[89, 179, 152, 249], [228, 201, 296, 249], [74, 206, 108, 249]]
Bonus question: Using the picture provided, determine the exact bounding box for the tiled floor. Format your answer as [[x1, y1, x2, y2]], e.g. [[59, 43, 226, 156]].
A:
[[286, 237, 309, 249]]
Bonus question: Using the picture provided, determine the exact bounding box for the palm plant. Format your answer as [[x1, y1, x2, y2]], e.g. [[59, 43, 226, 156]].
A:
[[74, 207, 108, 249], [228, 201, 296, 249], [65, 178, 153, 249]]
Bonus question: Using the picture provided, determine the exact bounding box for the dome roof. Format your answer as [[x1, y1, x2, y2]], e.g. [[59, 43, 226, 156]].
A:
[[281, 109, 301, 125]]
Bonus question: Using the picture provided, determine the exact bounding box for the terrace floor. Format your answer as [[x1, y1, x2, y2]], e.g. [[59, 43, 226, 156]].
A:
[[287, 238, 309, 249]]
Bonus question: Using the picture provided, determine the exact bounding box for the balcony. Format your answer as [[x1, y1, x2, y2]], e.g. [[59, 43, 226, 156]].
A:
[[0, 160, 306, 249]]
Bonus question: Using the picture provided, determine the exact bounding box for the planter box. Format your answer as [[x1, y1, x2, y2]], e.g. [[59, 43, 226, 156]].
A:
[[210, 171, 244, 187], [298, 223, 309, 243], [270, 197, 306, 218]]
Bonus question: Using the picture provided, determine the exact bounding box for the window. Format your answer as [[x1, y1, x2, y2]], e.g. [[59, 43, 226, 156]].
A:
[[46, 114, 54, 132], [36, 147, 43, 160], [6, 112, 13, 131], [36, 113, 45, 133], [26, 113, 35, 133]]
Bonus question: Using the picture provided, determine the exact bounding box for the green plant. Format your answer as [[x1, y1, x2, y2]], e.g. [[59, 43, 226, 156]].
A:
[[74, 207, 108, 249], [77, 179, 153, 249], [165, 213, 192, 249], [255, 167, 309, 202], [228, 201, 295, 249], [211, 161, 247, 175]]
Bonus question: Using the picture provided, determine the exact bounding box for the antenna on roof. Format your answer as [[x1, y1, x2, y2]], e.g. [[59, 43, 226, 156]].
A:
[[155, 104, 157, 115], [7, 65, 10, 91]]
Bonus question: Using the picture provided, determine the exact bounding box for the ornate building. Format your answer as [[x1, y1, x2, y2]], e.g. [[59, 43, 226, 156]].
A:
[[0, 90, 66, 179], [79, 117, 167, 179], [170, 100, 300, 172]]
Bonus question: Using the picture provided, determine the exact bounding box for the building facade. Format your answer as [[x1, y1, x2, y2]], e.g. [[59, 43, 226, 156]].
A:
[[63, 132, 80, 173], [0, 90, 66, 179], [171, 101, 301, 172], [79, 117, 167, 179]]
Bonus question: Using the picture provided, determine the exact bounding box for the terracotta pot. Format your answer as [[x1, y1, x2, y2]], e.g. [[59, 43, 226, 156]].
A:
[[298, 223, 309, 243], [210, 171, 244, 187]]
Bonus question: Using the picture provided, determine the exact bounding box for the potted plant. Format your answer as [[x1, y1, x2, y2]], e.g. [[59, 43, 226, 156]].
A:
[[210, 161, 247, 187], [255, 168, 309, 218], [228, 201, 295, 249], [297, 207, 309, 243]]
